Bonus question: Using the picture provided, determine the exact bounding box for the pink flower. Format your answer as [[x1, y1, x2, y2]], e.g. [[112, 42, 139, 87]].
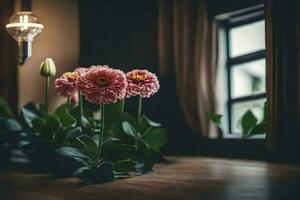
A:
[[76, 65, 127, 104], [126, 69, 160, 98], [70, 92, 79, 106], [55, 71, 80, 97], [75, 67, 89, 75]]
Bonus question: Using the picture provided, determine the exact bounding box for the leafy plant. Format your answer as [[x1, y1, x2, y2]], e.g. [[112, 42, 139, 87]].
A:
[[241, 102, 268, 138], [121, 115, 168, 173], [0, 98, 23, 164], [0, 58, 169, 185], [207, 112, 223, 125], [208, 102, 267, 138]]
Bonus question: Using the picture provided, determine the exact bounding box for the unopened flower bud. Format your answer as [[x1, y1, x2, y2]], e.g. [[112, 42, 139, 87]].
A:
[[40, 58, 56, 77]]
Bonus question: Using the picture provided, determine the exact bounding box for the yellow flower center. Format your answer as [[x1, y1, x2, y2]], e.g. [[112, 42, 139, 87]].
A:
[[131, 73, 146, 81], [63, 71, 79, 79], [96, 77, 109, 87]]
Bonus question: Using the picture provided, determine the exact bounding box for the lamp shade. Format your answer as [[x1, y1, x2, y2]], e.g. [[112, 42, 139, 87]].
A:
[[6, 11, 43, 42], [6, 11, 44, 64]]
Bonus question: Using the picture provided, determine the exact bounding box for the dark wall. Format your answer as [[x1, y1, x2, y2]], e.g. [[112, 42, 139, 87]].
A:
[[0, 0, 18, 113], [208, 0, 264, 16], [79, 0, 158, 71]]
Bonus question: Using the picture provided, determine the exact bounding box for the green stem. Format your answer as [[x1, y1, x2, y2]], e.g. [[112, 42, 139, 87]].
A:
[[95, 103, 105, 166], [136, 96, 143, 151], [79, 92, 83, 119], [137, 96, 142, 122], [45, 77, 50, 114], [120, 98, 125, 112], [135, 132, 138, 150]]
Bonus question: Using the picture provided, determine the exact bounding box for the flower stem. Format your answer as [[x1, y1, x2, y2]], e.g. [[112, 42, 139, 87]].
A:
[[95, 103, 105, 166], [137, 96, 142, 122], [45, 77, 50, 114], [120, 98, 125, 112], [79, 92, 83, 119]]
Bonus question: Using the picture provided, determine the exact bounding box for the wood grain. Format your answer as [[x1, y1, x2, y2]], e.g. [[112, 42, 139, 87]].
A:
[[1, 156, 300, 200]]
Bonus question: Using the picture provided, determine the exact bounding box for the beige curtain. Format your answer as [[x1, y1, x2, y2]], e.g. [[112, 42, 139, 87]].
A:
[[158, 0, 218, 137]]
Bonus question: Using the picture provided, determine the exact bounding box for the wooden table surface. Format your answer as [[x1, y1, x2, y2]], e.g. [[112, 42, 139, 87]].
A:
[[1, 156, 300, 200]]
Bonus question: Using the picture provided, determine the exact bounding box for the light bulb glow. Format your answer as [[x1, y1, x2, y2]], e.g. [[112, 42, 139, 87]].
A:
[[6, 23, 44, 29], [24, 15, 28, 29], [6, 11, 44, 42]]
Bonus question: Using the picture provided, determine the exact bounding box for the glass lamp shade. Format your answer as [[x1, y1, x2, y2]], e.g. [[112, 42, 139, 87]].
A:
[[6, 11, 43, 42], [6, 11, 44, 64]]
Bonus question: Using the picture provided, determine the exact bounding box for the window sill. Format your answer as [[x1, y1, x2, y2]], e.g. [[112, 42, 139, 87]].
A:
[[222, 133, 266, 139]]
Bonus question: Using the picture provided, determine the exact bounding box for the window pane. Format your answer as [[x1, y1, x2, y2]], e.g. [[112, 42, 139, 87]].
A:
[[231, 59, 266, 98], [229, 20, 265, 57], [231, 99, 266, 134]]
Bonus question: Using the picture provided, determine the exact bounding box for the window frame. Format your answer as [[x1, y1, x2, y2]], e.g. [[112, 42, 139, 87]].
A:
[[221, 10, 266, 135]]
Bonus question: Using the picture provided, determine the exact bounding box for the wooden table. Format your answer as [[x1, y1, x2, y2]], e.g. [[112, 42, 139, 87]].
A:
[[1, 156, 300, 200]]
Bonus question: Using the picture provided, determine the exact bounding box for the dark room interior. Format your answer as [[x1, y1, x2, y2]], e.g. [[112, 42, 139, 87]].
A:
[[1, 0, 300, 199]]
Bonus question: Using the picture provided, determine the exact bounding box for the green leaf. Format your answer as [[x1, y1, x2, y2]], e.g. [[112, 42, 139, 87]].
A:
[[207, 112, 223, 125], [40, 125, 54, 140], [69, 107, 92, 128], [32, 117, 46, 132], [77, 135, 97, 154], [141, 127, 153, 138], [148, 148, 166, 163], [103, 130, 114, 141], [135, 140, 155, 174], [101, 141, 136, 162], [248, 121, 267, 137], [21, 107, 39, 128], [68, 138, 85, 149], [81, 116, 92, 129], [113, 159, 135, 173], [241, 110, 258, 136], [66, 127, 82, 140], [106, 112, 137, 126], [0, 98, 14, 118], [45, 114, 61, 130], [122, 121, 137, 137], [0, 143, 12, 162], [100, 137, 121, 146], [24, 102, 41, 116], [73, 161, 114, 184], [55, 104, 77, 128], [54, 127, 69, 142], [139, 115, 161, 133], [143, 128, 168, 151], [106, 122, 123, 138], [142, 115, 161, 127], [55, 147, 93, 166], [0, 118, 22, 131], [21, 140, 52, 161]]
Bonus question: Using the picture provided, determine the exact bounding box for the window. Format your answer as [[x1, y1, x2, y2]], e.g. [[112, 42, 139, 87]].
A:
[[218, 7, 266, 136]]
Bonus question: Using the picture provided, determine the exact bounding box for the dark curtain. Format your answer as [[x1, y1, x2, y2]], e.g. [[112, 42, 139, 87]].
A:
[[0, 0, 18, 113], [158, 0, 218, 137], [266, 0, 300, 162]]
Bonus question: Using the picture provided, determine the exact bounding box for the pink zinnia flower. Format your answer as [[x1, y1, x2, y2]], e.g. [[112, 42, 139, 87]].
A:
[[75, 67, 90, 75], [126, 69, 160, 98], [76, 65, 127, 104], [55, 71, 80, 97]]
